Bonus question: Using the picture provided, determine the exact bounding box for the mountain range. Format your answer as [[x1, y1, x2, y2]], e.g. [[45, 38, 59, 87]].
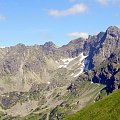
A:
[[0, 26, 120, 120]]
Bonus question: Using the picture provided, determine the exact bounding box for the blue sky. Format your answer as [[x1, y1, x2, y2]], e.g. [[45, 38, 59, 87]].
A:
[[0, 0, 120, 47]]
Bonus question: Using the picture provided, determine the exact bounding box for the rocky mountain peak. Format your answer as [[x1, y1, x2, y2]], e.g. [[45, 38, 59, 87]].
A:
[[69, 37, 86, 44], [15, 43, 26, 47], [43, 41, 57, 48], [106, 26, 120, 37]]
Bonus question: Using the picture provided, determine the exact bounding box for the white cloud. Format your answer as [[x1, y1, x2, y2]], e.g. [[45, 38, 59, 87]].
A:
[[48, 3, 87, 17], [0, 15, 6, 22], [97, 0, 119, 5], [67, 32, 89, 39], [0, 46, 6, 48], [97, 0, 109, 5]]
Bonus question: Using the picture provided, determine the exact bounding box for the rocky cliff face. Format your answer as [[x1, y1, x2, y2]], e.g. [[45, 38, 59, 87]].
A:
[[92, 26, 120, 66], [0, 26, 120, 120]]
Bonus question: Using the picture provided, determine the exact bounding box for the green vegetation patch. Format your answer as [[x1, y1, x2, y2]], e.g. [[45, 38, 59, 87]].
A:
[[64, 89, 120, 120]]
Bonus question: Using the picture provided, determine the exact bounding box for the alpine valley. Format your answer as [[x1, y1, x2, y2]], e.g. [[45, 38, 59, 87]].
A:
[[0, 26, 120, 120]]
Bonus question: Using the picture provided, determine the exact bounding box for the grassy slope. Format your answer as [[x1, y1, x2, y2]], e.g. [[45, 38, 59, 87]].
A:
[[64, 89, 120, 120]]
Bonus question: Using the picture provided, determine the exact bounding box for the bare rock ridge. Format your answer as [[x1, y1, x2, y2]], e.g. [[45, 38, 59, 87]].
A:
[[0, 26, 120, 120], [43, 41, 57, 48]]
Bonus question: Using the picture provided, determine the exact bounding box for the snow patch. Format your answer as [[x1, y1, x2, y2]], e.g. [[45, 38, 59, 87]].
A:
[[91, 81, 93, 84], [55, 61, 59, 64], [59, 64, 67, 68], [78, 54, 87, 65], [74, 70, 83, 77], [47, 82, 50, 84], [58, 52, 88, 77], [79, 53, 87, 62], [71, 73, 74, 76], [74, 53, 87, 77], [59, 57, 76, 68], [59, 52, 87, 69]]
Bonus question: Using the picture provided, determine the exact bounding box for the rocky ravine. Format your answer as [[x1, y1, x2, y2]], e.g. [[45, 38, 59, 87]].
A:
[[0, 26, 120, 120]]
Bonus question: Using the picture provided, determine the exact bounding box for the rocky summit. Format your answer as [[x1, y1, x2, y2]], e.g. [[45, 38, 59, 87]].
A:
[[0, 26, 120, 120]]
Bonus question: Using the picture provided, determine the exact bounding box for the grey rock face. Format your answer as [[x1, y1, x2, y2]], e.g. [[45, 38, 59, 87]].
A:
[[106, 26, 120, 38], [92, 26, 120, 67], [58, 37, 85, 58]]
